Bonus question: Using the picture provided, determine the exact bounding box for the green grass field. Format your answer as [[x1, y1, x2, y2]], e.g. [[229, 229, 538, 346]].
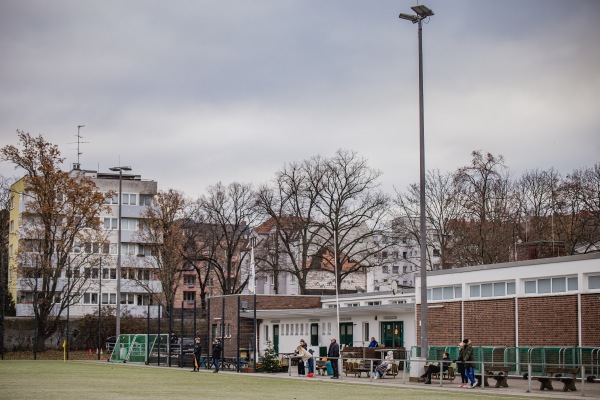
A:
[[0, 361, 532, 400]]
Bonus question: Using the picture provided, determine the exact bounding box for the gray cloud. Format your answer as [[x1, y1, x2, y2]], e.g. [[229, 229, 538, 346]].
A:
[[1, 0, 598, 196]]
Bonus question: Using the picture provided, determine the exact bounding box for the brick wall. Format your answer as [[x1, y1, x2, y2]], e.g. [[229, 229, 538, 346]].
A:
[[581, 293, 600, 347], [207, 295, 322, 357], [518, 295, 578, 346], [416, 299, 516, 347]]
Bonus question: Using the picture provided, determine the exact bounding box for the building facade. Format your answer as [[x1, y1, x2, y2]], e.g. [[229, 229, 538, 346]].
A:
[[8, 165, 160, 318]]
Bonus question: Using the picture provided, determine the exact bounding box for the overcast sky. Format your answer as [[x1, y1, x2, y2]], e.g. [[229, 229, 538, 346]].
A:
[[1, 0, 598, 197]]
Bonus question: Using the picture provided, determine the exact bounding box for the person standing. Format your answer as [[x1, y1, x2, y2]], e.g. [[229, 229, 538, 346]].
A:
[[327, 338, 340, 379], [456, 341, 469, 388], [212, 338, 223, 373], [192, 337, 202, 372], [463, 338, 477, 388], [306, 349, 315, 377], [295, 344, 313, 378]]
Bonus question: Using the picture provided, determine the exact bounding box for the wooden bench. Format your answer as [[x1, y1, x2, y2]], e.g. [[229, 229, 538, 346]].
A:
[[476, 366, 510, 388], [344, 360, 371, 377], [423, 365, 455, 383], [537, 367, 580, 392]]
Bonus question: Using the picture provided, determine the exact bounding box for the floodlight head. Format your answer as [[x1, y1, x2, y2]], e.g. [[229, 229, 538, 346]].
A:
[[411, 5, 434, 17], [399, 13, 418, 23], [109, 166, 132, 172]]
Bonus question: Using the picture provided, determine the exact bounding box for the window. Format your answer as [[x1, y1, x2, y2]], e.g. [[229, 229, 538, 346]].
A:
[[137, 294, 151, 306], [184, 275, 196, 286], [102, 293, 117, 305], [382, 251, 388, 259], [9, 220, 14, 232], [105, 194, 119, 204], [589, 275, 600, 290], [382, 266, 389, 274], [122, 193, 137, 205], [428, 285, 462, 301], [122, 243, 136, 255], [403, 266, 407, 273], [137, 269, 151, 281], [367, 301, 381, 306], [139, 195, 152, 206], [121, 218, 137, 230], [403, 252, 407, 259], [83, 293, 98, 305], [120, 293, 135, 305], [138, 245, 152, 256], [470, 281, 514, 298], [346, 303, 360, 307], [524, 276, 578, 294], [104, 218, 117, 230], [433, 248, 440, 256], [183, 291, 195, 303], [392, 266, 399, 274]]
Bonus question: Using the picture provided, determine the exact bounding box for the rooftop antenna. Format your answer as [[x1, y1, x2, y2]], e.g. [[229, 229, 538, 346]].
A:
[[70, 125, 88, 166]]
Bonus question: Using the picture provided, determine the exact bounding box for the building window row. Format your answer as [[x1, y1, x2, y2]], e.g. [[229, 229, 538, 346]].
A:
[[427, 285, 462, 301], [524, 276, 578, 294], [104, 193, 152, 206], [470, 281, 516, 298]]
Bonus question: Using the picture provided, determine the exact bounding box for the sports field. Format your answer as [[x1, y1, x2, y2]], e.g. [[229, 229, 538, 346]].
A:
[[0, 361, 531, 400]]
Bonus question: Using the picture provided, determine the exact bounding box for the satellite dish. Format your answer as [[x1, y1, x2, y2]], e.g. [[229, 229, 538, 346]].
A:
[[391, 281, 398, 295]]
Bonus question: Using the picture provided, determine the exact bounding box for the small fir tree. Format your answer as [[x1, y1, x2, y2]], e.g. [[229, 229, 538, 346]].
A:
[[260, 341, 280, 373]]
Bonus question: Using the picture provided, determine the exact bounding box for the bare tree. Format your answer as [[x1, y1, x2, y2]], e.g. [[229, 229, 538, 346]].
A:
[[135, 189, 186, 318], [1, 131, 109, 350], [198, 182, 258, 294], [393, 169, 464, 270], [255, 158, 325, 294], [450, 150, 515, 266], [312, 149, 391, 291]]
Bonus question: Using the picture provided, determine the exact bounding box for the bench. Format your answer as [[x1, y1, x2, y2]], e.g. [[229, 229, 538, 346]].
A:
[[423, 365, 455, 383], [537, 367, 580, 392], [343, 359, 371, 377], [475, 366, 510, 388]]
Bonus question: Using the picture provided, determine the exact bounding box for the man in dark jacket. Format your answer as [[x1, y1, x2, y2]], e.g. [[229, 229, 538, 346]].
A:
[[192, 338, 202, 372], [212, 338, 223, 373], [327, 338, 340, 379]]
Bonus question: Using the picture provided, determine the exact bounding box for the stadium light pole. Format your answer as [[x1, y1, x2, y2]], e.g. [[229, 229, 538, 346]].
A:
[[109, 166, 131, 341], [399, 4, 434, 357]]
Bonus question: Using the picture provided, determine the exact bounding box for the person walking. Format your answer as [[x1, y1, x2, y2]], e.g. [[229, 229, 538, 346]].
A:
[[192, 337, 202, 372], [212, 338, 223, 373], [463, 338, 477, 388], [327, 338, 340, 379]]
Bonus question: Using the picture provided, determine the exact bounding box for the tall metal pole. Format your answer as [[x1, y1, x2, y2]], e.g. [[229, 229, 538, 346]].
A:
[[66, 259, 71, 360], [97, 257, 102, 360], [115, 169, 123, 339], [417, 12, 429, 358], [399, 4, 433, 359], [250, 237, 257, 372]]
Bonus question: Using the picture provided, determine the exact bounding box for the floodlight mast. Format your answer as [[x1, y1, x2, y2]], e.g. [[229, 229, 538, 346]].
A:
[[398, 3, 433, 359]]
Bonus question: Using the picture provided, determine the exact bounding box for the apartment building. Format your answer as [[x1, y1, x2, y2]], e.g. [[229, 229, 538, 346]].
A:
[[8, 165, 160, 318]]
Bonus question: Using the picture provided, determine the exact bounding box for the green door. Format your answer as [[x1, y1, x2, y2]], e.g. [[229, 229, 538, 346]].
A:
[[381, 321, 403, 348], [310, 323, 319, 346], [339, 323, 353, 347], [273, 325, 279, 354]]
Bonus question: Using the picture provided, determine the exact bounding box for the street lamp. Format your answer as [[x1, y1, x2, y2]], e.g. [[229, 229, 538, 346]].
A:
[[399, 4, 433, 357], [249, 236, 257, 372], [109, 166, 131, 341]]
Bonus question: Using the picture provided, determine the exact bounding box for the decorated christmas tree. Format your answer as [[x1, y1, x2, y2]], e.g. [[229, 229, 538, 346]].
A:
[[260, 341, 280, 373]]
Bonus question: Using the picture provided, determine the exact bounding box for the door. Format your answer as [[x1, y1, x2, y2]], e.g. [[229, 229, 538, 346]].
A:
[[381, 321, 403, 348], [273, 325, 279, 354], [310, 323, 319, 346], [339, 323, 353, 347]]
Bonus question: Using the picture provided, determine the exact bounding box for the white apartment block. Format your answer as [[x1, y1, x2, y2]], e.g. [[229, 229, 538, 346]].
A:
[[9, 165, 161, 318]]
